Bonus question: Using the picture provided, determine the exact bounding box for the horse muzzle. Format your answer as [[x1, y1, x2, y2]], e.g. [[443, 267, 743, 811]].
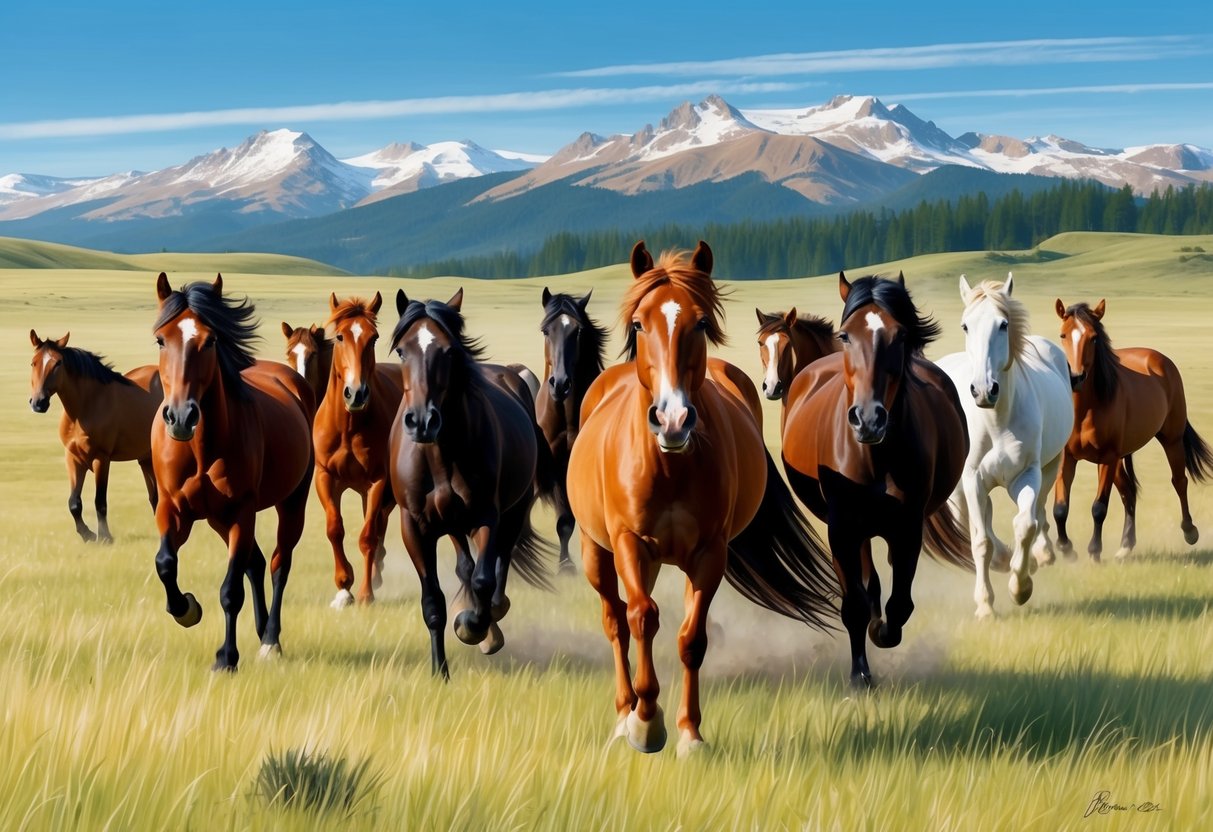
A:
[[1069, 372, 1086, 392], [761, 379, 784, 401], [648, 402, 698, 454], [403, 405, 442, 444], [343, 382, 370, 412], [548, 375, 572, 403], [29, 395, 50, 413], [970, 381, 1000, 408], [162, 401, 200, 442], [848, 404, 888, 445]]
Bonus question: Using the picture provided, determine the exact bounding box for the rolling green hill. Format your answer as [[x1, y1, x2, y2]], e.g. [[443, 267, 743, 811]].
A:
[[0, 236, 347, 275]]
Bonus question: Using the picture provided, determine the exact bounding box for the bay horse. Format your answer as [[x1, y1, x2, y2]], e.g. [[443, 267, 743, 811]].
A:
[[387, 288, 553, 678], [313, 293, 403, 608], [567, 241, 835, 756], [151, 273, 315, 671], [755, 307, 837, 414], [1054, 298, 1212, 559], [781, 272, 970, 687], [936, 274, 1071, 618], [281, 321, 333, 406], [28, 331, 162, 542], [535, 287, 608, 573]]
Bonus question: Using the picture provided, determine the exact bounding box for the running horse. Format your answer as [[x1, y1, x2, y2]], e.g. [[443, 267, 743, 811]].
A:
[[1054, 298, 1212, 559], [781, 272, 970, 687], [568, 242, 836, 756], [535, 287, 608, 573], [755, 307, 837, 415], [28, 331, 162, 542], [314, 293, 403, 608], [150, 273, 315, 671], [388, 288, 554, 678], [281, 321, 333, 406]]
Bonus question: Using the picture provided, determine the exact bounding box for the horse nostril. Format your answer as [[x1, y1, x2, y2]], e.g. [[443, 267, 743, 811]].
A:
[[773, 382, 784, 397], [872, 406, 888, 429], [404, 411, 417, 428], [185, 403, 200, 429], [847, 406, 861, 428], [762, 381, 768, 392], [970, 384, 978, 398], [990, 382, 1000, 397], [162, 405, 174, 425], [344, 386, 352, 400]]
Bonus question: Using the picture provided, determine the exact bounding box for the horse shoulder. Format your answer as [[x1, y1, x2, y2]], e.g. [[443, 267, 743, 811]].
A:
[[706, 357, 762, 430], [248, 359, 315, 420], [579, 364, 633, 429]]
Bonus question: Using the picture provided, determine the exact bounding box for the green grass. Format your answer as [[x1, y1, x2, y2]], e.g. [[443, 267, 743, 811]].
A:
[[2, 232, 1212, 830], [0, 236, 346, 275]]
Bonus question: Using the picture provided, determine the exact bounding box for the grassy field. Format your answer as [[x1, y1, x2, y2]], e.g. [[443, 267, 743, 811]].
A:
[[2, 232, 1211, 830]]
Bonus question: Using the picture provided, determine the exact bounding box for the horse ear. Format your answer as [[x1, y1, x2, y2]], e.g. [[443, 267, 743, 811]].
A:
[[692, 240, 713, 276], [369, 291, 383, 315], [785, 308, 798, 326], [213, 273, 223, 294], [156, 272, 172, 302], [329, 292, 339, 312], [29, 329, 40, 348], [446, 287, 464, 311], [396, 289, 409, 316], [1055, 298, 1067, 319], [755, 307, 766, 325], [541, 287, 552, 307], [310, 324, 324, 339], [56, 332, 70, 348], [1003, 272, 1014, 296], [897, 270, 905, 287], [578, 289, 592, 311], [630, 240, 653, 278], [281, 321, 293, 339], [958, 274, 972, 301], [1093, 299, 1106, 320], [838, 271, 851, 302]]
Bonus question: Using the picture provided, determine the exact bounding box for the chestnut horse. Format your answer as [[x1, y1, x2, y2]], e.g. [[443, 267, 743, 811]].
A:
[[535, 287, 608, 573], [314, 293, 404, 608], [755, 307, 837, 412], [388, 288, 553, 678], [151, 273, 314, 671], [29, 331, 162, 542], [782, 273, 970, 687], [281, 321, 333, 406], [568, 242, 835, 756], [1054, 298, 1212, 559]]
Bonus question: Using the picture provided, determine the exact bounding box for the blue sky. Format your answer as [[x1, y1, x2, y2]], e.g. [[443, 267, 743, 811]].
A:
[[2, 0, 1211, 176]]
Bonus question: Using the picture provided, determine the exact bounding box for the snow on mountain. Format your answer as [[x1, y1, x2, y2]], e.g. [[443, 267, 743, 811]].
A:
[[344, 140, 541, 204], [0, 173, 102, 207]]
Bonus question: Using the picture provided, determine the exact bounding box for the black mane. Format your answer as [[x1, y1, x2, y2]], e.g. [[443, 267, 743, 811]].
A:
[[1066, 302, 1120, 401], [391, 298, 489, 399], [44, 344, 133, 386], [153, 281, 258, 397], [541, 293, 608, 374], [841, 275, 941, 353]]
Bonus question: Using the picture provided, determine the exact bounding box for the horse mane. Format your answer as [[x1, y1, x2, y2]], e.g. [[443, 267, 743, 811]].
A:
[[390, 298, 489, 394], [326, 298, 379, 329], [1066, 302, 1120, 401], [41, 342, 133, 386], [542, 292, 609, 373], [621, 249, 727, 360], [757, 313, 835, 342], [153, 281, 258, 397], [964, 280, 1030, 359], [841, 275, 941, 353]]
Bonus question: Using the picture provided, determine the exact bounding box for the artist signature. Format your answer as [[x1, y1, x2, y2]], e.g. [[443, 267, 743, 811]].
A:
[[1084, 790, 1163, 818]]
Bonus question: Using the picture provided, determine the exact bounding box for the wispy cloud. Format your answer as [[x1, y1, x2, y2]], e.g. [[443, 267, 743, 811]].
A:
[[0, 81, 802, 140], [556, 36, 1202, 79], [884, 82, 1213, 102]]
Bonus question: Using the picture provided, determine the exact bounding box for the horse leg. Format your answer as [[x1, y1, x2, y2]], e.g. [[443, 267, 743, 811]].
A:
[[138, 458, 158, 512], [860, 540, 881, 623], [1033, 455, 1061, 568], [829, 524, 872, 687], [261, 471, 310, 659], [1053, 450, 1077, 559], [372, 486, 394, 589], [1161, 435, 1198, 545], [616, 531, 665, 753], [555, 480, 577, 575], [245, 542, 269, 641], [66, 454, 95, 542], [962, 471, 997, 619], [1007, 467, 1042, 606], [676, 542, 725, 758], [1087, 461, 1117, 562], [477, 505, 530, 655], [208, 512, 254, 672], [1113, 457, 1138, 559], [401, 516, 447, 679], [315, 468, 354, 609], [88, 458, 113, 544], [582, 531, 636, 740], [355, 481, 389, 605], [453, 520, 498, 647], [154, 507, 199, 627], [872, 522, 923, 649]]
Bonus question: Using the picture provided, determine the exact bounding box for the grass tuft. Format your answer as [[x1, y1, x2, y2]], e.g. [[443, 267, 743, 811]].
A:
[[252, 748, 380, 817]]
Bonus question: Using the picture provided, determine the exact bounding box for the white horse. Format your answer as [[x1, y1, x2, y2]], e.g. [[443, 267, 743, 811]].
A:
[[936, 274, 1073, 618]]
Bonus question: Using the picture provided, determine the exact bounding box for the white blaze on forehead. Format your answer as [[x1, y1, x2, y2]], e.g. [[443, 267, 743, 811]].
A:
[[660, 299, 681, 345], [42, 353, 52, 369], [291, 343, 308, 375], [560, 314, 571, 327], [864, 311, 885, 333], [1074, 319, 1086, 336], [417, 324, 435, 355], [1071, 329, 1082, 347], [178, 317, 198, 343], [764, 333, 782, 389], [350, 322, 364, 343]]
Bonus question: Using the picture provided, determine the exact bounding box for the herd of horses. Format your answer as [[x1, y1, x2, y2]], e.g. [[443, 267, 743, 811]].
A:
[[26, 240, 1210, 756]]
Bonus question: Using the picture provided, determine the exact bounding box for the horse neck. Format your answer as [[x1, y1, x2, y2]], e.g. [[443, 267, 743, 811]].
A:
[[196, 373, 236, 447], [791, 329, 835, 373], [53, 370, 105, 421]]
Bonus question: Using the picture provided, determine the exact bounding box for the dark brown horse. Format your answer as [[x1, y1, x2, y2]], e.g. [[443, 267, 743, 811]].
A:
[[314, 293, 404, 607], [755, 307, 837, 414], [781, 273, 970, 687], [535, 287, 608, 573], [568, 242, 835, 756], [1054, 298, 1212, 559], [28, 331, 162, 542], [281, 321, 333, 406], [387, 288, 553, 678], [151, 273, 315, 671]]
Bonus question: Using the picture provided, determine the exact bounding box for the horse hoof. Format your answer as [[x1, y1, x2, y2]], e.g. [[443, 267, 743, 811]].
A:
[[330, 589, 354, 610], [557, 559, 577, 576], [490, 596, 511, 622], [975, 603, 995, 620], [211, 660, 238, 673], [258, 643, 282, 661], [1009, 574, 1033, 606], [479, 622, 504, 655], [80, 531, 97, 543], [356, 593, 374, 606], [173, 593, 202, 628], [453, 610, 488, 645], [1115, 546, 1133, 560], [1184, 526, 1199, 546], [868, 619, 901, 648], [626, 706, 667, 754], [98, 534, 114, 546], [676, 731, 707, 758], [849, 671, 874, 689], [1057, 538, 1073, 555]]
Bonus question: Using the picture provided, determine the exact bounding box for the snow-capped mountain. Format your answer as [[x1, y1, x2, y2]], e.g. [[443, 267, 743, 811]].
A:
[[344, 140, 544, 205], [0, 173, 103, 207]]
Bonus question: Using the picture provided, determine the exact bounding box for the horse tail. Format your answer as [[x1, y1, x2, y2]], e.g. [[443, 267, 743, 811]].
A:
[[509, 508, 556, 592], [922, 501, 974, 570], [533, 426, 559, 508], [724, 450, 838, 631], [1182, 422, 1213, 483]]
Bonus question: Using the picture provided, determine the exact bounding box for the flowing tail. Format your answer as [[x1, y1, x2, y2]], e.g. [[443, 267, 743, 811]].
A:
[[508, 509, 556, 592], [923, 501, 974, 571], [725, 450, 838, 631], [1183, 422, 1213, 483]]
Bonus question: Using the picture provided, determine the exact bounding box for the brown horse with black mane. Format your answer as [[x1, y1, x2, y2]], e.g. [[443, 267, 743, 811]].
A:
[[388, 288, 553, 678], [281, 321, 333, 406], [781, 272, 970, 687], [150, 273, 315, 671], [755, 307, 837, 416], [1054, 298, 1212, 560], [313, 293, 403, 608], [568, 241, 835, 756], [29, 331, 162, 542], [535, 287, 608, 573]]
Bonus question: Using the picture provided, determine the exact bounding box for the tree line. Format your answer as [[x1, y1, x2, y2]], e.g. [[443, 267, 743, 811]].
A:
[[391, 181, 1213, 280]]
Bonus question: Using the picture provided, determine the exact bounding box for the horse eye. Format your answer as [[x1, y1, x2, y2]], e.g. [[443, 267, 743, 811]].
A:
[[838, 332, 850, 344], [202, 337, 216, 351], [395, 347, 404, 358], [960, 323, 968, 333], [541, 327, 549, 336], [155, 336, 165, 348], [695, 318, 709, 331], [335, 334, 344, 342], [632, 321, 643, 332], [999, 321, 1008, 331]]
